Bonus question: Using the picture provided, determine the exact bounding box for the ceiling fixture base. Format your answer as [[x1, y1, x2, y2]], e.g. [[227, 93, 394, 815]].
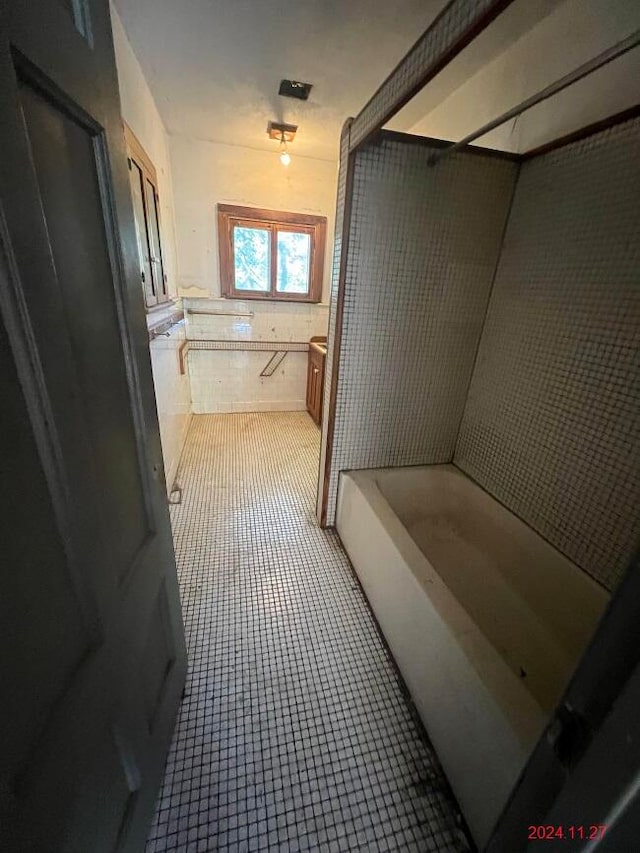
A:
[[267, 121, 298, 142]]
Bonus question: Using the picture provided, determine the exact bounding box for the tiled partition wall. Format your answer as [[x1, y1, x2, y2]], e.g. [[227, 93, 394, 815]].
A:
[[318, 122, 353, 523], [322, 134, 519, 523], [455, 118, 640, 592]]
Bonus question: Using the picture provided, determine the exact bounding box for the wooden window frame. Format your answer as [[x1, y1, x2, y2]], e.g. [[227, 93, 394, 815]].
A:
[[124, 122, 171, 311], [217, 204, 326, 303]]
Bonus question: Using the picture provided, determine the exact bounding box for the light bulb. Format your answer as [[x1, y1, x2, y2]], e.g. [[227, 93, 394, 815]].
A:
[[280, 149, 291, 166]]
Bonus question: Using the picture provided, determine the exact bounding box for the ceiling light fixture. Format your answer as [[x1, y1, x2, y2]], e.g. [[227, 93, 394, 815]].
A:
[[267, 121, 297, 167], [279, 133, 291, 167]]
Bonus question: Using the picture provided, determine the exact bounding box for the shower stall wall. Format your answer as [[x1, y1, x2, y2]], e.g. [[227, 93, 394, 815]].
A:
[[323, 117, 640, 593], [326, 115, 640, 847], [318, 133, 519, 525], [454, 117, 640, 591]]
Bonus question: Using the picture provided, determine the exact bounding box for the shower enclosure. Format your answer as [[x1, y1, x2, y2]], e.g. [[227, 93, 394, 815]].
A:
[[317, 0, 640, 847]]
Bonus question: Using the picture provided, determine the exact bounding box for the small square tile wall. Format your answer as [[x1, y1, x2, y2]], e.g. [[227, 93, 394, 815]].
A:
[[455, 118, 640, 591], [318, 123, 353, 519], [323, 135, 518, 524]]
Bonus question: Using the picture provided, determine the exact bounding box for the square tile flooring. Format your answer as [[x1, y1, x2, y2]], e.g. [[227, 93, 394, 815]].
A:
[[146, 412, 471, 852]]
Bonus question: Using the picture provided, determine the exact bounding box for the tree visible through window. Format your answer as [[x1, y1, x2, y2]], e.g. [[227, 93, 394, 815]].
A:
[[277, 231, 311, 294], [218, 205, 326, 302], [233, 226, 270, 292]]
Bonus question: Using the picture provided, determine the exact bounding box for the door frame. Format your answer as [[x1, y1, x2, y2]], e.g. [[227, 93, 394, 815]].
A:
[[487, 554, 640, 850]]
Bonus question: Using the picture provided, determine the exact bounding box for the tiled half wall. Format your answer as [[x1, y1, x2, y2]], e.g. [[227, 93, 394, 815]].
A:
[[455, 118, 640, 591], [185, 298, 328, 414], [322, 134, 519, 523]]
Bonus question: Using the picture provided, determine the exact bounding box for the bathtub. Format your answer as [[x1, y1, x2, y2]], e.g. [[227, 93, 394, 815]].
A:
[[336, 464, 608, 848]]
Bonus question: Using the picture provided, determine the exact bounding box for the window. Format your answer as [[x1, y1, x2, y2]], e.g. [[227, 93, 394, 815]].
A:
[[124, 123, 170, 309], [218, 205, 326, 302]]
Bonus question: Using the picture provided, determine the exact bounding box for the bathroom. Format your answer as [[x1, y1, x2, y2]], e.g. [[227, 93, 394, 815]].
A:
[[119, 0, 640, 848], [2, 0, 639, 851]]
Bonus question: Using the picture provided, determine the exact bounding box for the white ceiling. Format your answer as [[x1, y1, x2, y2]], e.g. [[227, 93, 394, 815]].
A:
[[389, 0, 640, 153], [112, 0, 449, 161]]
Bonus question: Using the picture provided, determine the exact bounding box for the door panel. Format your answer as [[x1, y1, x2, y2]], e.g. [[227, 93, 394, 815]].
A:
[[0, 2, 186, 851], [19, 75, 151, 573], [0, 315, 94, 799], [140, 582, 177, 733]]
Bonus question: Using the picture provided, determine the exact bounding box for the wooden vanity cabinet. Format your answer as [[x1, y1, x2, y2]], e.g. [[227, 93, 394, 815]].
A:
[[306, 337, 326, 426]]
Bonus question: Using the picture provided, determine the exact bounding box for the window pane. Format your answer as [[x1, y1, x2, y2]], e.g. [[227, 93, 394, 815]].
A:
[[276, 231, 311, 294], [233, 226, 270, 291]]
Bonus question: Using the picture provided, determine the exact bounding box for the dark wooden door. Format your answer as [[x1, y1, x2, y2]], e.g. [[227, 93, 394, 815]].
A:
[[0, 2, 186, 851]]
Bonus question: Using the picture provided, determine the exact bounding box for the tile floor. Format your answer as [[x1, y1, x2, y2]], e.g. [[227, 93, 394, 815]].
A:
[[146, 412, 472, 853]]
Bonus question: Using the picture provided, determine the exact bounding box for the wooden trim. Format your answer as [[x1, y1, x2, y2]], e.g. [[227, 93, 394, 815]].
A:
[[217, 204, 326, 228], [311, 218, 326, 306], [124, 122, 157, 183], [520, 103, 640, 161], [349, 0, 516, 152], [269, 224, 278, 299], [365, 107, 640, 168], [372, 128, 521, 161], [320, 133, 356, 527], [217, 204, 326, 303], [218, 206, 235, 299]]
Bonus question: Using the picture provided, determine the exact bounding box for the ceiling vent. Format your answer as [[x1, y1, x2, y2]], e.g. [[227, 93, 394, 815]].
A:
[[278, 79, 312, 100]]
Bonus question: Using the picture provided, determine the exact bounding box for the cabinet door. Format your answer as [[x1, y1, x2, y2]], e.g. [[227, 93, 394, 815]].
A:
[[306, 351, 316, 416], [306, 350, 321, 425], [307, 349, 319, 423], [316, 354, 325, 425]]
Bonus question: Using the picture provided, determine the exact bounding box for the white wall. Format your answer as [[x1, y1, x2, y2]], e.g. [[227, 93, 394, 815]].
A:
[[111, 5, 192, 490], [170, 135, 337, 413], [405, 0, 640, 153]]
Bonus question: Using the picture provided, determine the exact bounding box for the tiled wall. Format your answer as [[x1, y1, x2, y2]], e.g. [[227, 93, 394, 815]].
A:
[[112, 7, 192, 491], [148, 309, 192, 489], [455, 118, 640, 591], [323, 134, 519, 523], [318, 122, 353, 521], [185, 298, 328, 413]]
